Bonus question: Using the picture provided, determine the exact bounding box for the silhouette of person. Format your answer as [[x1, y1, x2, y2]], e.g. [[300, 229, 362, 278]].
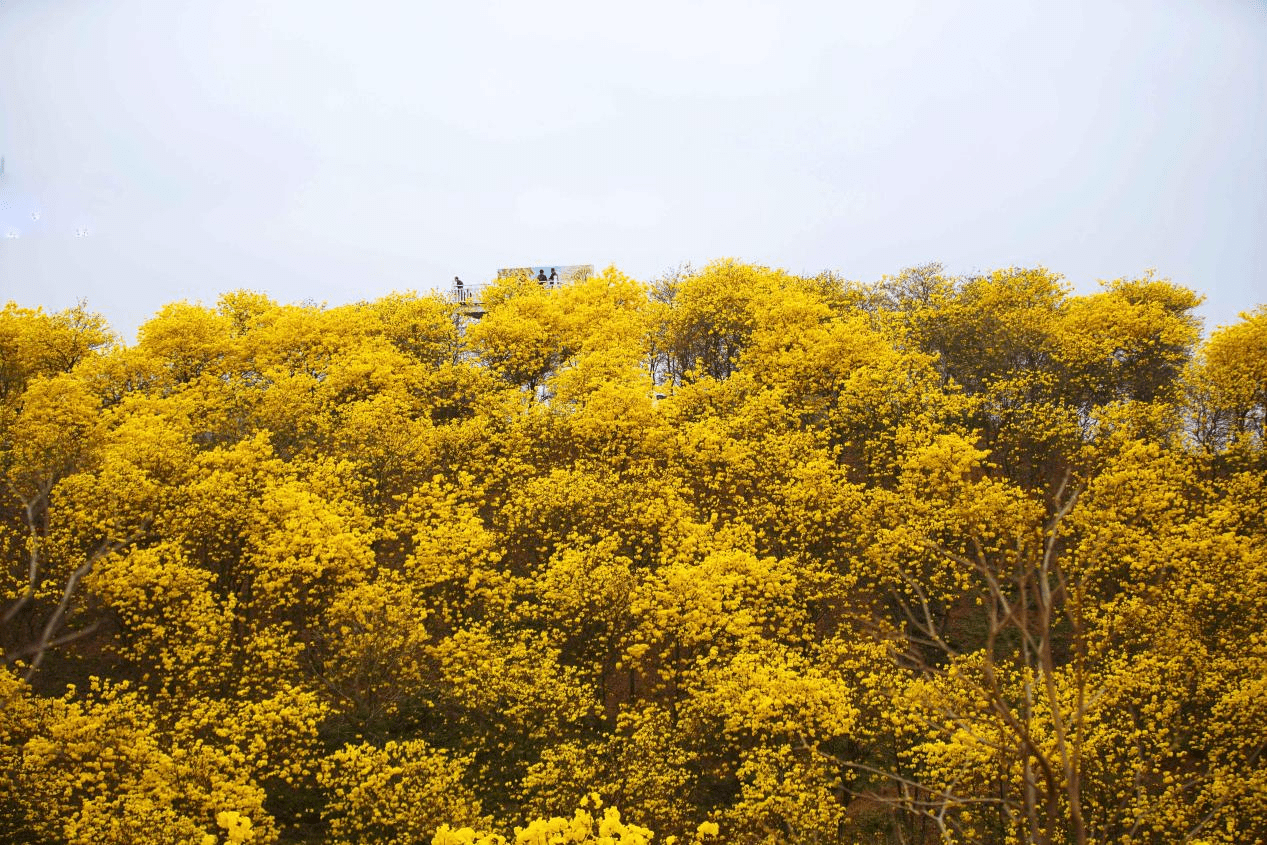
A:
[[454, 276, 463, 289], [549, 268, 558, 282], [537, 269, 548, 284]]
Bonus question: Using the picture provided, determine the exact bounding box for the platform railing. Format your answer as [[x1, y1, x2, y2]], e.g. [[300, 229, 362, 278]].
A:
[[446, 285, 483, 305]]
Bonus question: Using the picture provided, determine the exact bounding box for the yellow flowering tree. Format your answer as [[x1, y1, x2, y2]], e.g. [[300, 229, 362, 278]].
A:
[[0, 265, 1262, 844]]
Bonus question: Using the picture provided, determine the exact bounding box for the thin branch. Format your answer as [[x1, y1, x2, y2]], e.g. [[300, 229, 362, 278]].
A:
[[1179, 740, 1267, 843], [3, 618, 102, 661], [837, 758, 1014, 809], [21, 527, 147, 681], [2, 490, 45, 624]]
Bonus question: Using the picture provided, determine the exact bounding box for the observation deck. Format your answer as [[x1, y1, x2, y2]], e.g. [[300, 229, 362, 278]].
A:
[[446, 284, 486, 318], [444, 265, 591, 319]]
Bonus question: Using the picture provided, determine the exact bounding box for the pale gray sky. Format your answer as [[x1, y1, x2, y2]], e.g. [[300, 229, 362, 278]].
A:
[[1, 0, 1263, 341]]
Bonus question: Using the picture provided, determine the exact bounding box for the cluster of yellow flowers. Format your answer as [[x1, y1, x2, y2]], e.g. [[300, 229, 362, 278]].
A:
[[1, 265, 1264, 843]]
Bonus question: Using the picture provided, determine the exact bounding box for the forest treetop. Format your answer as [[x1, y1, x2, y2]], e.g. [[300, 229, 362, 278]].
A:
[[1, 260, 1264, 844]]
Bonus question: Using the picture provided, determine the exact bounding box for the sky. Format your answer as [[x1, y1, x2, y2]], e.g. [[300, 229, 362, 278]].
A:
[[0, 0, 1264, 342]]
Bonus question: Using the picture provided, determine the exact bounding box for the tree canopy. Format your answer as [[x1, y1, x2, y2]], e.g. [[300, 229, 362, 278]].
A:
[[1, 263, 1264, 844]]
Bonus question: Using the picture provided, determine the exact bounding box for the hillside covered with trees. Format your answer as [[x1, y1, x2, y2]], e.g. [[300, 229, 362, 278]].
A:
[[1, 261, 1264, 845]]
